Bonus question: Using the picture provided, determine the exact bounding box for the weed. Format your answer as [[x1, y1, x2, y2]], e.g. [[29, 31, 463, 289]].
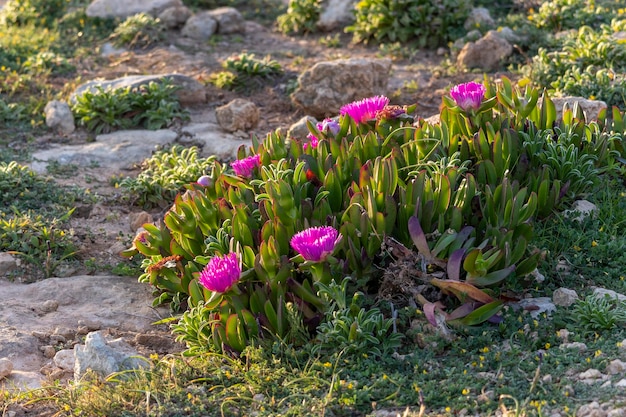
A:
[[276, 0, 321, 35], [109, 13, 165, 49]]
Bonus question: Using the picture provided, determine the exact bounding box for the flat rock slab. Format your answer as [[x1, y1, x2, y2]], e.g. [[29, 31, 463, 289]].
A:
[[30, 129, 177, 174], [0, 275, 170, 389]]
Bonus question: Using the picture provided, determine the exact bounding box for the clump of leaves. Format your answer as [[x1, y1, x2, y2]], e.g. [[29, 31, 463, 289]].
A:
[[209, 53, 283, 92], [346, 0, 471, 47], [109, 13, 165, 49], [527, 0, 619, 32], [0, 0, 69, 28], [276, 0, 321, 35], [71, 78, 190, 134], [571, 294, 626, 334], [524, 20, 626, 108], [117, 146, 216, 209]]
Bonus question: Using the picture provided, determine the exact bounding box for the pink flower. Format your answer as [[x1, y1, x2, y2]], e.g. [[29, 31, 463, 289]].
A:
[[304, 133, 319, 150], [340, 96, 390, 124], [197, 175, 211, 186], [290, 226, 341, 262], [231, 154, 261, 177], [198, 253, 241, 293], [450, 82, 486, 111]]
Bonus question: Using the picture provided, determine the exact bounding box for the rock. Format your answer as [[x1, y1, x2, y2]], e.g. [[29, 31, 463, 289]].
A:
[[552, 288, 579, 307], [563, 199, 598, 222], [86, 0, 183, 19], [291, 58, 392, 119], [53, 349, 75, 371], [551, 96, 607, 122], [129, 211, 153, 232], [556, 329, 570, 342], [317, 0, 356, 31], [513, 297, 556, 318], [608, 409, 626, 417], [30, 129, 177, 174], [74, 331, 149, 380], [607, 359, 626, 375], [208, 7, 246, 35], [287, 116, 317, 140], [0, 358, 13, 380], [215, 99, 260, 132], [180, 122, 248, 160], [576, 401, 607, 417], [44, 100, 75, 134], [134, 333, 179, 354], [71, 73, 206, 107], [497, 26, 523, 44], [616, 379, 626, 388], [560, 342, 588, 352], [41, 346, 56, 359], [0, 252, 17, 275], [464, 7, 495, 31], [157, 6, 191, 29], [99, 42, 127, 57], [41, 300, 59, 313], [530, 268, 545, 283], [181, 11, 218, 41], [578, 368, 603, 380], [457, 30, 513, 71], [592, 287, 626, 302]]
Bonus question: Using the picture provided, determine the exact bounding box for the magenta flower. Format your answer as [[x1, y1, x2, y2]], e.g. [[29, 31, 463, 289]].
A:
[[340, 96, 390, 124], [450, 82, 486, 111], [197, 175, 211, 186], [198, 253, 241, 293], [290, 226, 341, 262], [231, 154, 261, 177], [304, 133, 319, 150]]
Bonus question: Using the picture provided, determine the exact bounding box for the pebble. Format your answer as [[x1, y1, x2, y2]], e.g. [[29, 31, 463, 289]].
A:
[[607, 359, 626, 375], [41, 345, 57, 359], [560, 342, 587, 352], [41, 299, 59, 313], [0, 358, 13, 380]]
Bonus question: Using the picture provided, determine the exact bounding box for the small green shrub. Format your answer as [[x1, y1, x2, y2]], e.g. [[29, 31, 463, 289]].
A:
[[527, 0, 618, 32], [71, 78, 190, 134], [276, 0, 321, 35], [209, 53, 283, 91], [117, 146, 216, 209], [346, 0, 471, 47], [110, 13, 165, 49], [0, 0, 69, 28], [572, 294, 626, 334], [524, 20, 626, 108]]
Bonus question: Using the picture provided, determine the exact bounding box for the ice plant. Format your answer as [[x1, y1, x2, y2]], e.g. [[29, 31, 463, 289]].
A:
[[449, 81, 486, 111], [198, 252, 241, 293], [291, 226, 341, 262], [304, 133, 319, 150], [340, 95, 390, 124], [231, 154, 261, 177]]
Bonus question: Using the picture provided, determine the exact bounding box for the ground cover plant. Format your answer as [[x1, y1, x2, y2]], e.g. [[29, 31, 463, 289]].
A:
[[3, 1, 626, 416]]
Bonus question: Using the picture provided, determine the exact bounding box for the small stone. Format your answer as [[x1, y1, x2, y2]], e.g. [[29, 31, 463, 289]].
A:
[[607, 359, 626, 375], [50, 335, 66, 345], [53, 349, 75, 371], [542, 374, 552, 383], [44, 100, 75, 134], [41, 345, 57, 359], [576, 401, 607, 417], [129, 211, 153, 232], [578, 368, 602, 380], [615, 379, 626, 388], [215, 99, 260, 133], [608, 409, 626, 417], [556, 259, 571, 273], [530, 268, 545, 283], [41, 300, 59, 313], [0, 252, 18, 275], [562, 385, 575, 397], [592, 288, 626, 302], [0, 358, 13, 380], [563, 199, 598, 222], [560, 342, 587, 352], [552, 287, 579, 307], [54, 327, 75, 340], [436, 47, 447, 56], [253, 393, 265, 402], [556, 329, 570, 342], [32, 331, 49, 340], [477, 390, 495, 403]]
